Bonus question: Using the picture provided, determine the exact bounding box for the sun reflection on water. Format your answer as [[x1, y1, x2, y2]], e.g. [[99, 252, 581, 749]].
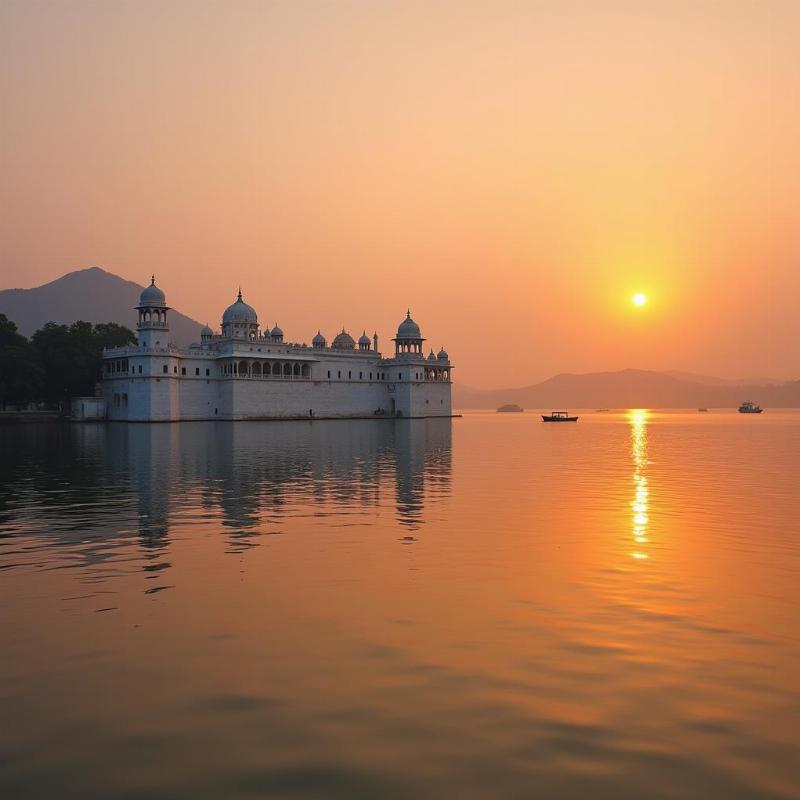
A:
[[629, 409, 650, 560]]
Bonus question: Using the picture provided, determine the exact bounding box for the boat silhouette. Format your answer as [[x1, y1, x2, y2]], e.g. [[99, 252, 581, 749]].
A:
[[738, 401, 763, 414], [542, 411, 579, 422]]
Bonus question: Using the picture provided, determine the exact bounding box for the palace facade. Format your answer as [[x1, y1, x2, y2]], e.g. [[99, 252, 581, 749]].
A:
[[103, 278, 453, 421]]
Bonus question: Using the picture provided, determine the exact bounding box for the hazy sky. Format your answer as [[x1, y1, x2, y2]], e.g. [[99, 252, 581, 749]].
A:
[[1, 0, 798, 388]]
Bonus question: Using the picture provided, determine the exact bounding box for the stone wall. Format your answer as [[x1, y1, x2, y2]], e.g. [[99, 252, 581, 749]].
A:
[[104, 348, 452, 421]]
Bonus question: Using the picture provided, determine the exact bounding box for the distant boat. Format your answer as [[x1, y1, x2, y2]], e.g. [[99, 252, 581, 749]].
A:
[[738, 401, 763, 414], [595, 408, 610, 413], [497, 404, 524, 413], [542, 410, 579, 422], [698, 407, 709, 412]]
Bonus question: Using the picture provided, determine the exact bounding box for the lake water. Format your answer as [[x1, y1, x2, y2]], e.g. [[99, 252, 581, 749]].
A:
[[1, 411, 799, 799]]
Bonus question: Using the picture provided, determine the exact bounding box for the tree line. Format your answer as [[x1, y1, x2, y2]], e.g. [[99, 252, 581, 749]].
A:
[[0, 314, 136, 410]]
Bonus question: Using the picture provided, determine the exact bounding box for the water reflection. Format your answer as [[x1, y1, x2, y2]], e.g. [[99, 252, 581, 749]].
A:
[[0, 419, 452, 571], [629, 410, 650, 560], [2, 413, 799, 800]]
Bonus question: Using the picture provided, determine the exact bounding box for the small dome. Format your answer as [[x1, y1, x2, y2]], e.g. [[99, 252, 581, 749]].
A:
[[222, 289, 258, 325], [427, 350, 437, 361], [396, 310, 422, 339], [271, 323, 283, 337], [201, 323, 213, 337], [331, 329, 355, 350], [437, 347, 449, 360], [312, 330, 326, 347], [358, 331, 371, 346], [139, 276, 166, 307]]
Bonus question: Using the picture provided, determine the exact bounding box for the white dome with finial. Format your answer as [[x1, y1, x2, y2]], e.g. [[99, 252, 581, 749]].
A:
[[358, 331, 371, 346], [139, 276, 166, 307], [201, 323, 213, 337], [270, 323, 283, 337], [332, 329, 355, 350], [222, 288, 258, 324], [437, 347, 449, 360], [427, 349, 437, 361], [312, 330, 326, 347], [396, 310, 422, 339]]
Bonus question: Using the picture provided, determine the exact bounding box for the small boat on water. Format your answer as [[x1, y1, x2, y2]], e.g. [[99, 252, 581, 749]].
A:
[[497, 404, 524, 413], [698, 407, 709, 412], [738, 401, 763, 414], [542, 410, 579, 422]]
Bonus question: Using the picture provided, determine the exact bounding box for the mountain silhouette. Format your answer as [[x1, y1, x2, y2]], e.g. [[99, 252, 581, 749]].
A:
[[455, 368, 800, 409], [0, 267, 203, 346]]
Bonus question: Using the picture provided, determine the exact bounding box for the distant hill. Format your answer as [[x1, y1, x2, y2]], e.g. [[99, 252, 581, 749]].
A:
[[663, 370, 784, 387], [0, 267, 203, 346], [455, 369, 800, 409]]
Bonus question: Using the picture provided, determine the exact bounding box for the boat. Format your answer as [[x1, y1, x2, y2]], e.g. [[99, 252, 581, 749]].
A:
[[542, 410, 579, 422], [698, 407, 708, 412], [497, 404, 524, 413], [738, 401, 763, 414]]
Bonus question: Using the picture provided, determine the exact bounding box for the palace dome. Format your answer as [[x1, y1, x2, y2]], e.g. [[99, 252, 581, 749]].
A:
[[222, 289, 258, 325], [332, 329, 355, 350], [312, 331, 326, 347], [358, 332, 371, 346], [427, 350, 437, 361], [437, 347, 449, 360], [270, 323, 283, 337], [201, 323, 213, 337], [139, 276, 166, 307], [396, 310, 422, 340]]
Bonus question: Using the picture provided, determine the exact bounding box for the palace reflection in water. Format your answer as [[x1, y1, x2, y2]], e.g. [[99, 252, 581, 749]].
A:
[[0, 419, 452, 573]]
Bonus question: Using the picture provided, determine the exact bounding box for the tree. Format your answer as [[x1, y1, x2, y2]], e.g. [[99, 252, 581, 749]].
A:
[[94, 322, 137, 350], [31, 322, 74, 404], [31, 320, 137, 403], [0, 314, 42, 409]]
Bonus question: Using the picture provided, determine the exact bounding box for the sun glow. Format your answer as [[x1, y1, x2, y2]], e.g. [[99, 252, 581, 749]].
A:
[[632, 292, 647, 307], [630, 410, 650, 561]]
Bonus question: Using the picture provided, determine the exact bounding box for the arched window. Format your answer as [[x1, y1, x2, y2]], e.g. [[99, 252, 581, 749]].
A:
[[293, 363, 301, 377], [252, 362, 261, 376], [283, 363, 292, 377]]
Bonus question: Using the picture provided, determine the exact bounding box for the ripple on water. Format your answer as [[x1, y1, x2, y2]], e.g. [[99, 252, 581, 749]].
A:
[[0, 415, 798, 799]]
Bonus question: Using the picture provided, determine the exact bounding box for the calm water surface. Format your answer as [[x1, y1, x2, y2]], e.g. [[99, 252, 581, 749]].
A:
[[1, 411, 799, 799]]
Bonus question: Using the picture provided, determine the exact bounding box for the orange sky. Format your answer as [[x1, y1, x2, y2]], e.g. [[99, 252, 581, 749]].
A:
[[1, 0, 798, 389]]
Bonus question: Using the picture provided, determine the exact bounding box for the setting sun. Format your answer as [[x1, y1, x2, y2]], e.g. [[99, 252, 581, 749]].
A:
[[632, 292, 647, 307]]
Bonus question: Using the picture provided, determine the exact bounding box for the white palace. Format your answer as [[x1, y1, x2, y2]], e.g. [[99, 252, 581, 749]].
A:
[[103, 278, 453, 421]]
